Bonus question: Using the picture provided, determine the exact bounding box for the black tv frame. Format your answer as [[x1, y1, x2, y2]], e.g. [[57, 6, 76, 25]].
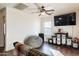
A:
[[54, 12, 76, 26]]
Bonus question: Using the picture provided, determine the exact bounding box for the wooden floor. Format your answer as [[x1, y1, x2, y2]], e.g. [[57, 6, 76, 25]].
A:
[[1, 42, 79, 56], [38, 42, 79, 56]]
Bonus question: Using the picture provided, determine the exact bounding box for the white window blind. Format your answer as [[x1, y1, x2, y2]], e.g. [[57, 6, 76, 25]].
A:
[[43, 21, 52, 36]]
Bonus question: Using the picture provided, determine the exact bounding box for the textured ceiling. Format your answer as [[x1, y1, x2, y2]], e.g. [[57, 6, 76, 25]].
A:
[[0, 3, 79, 15]]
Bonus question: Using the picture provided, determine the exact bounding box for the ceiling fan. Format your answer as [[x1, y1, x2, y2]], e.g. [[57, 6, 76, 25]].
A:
[[32, 3, 55, 16]]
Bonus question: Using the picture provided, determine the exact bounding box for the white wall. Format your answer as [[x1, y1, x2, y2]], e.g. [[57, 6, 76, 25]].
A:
[[6, 7, 41, 51]]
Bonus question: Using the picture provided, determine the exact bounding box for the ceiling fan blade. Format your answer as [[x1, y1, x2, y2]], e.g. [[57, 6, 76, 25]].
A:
[[39, 13, 41, 16], [45, 11, 53, 15], [31, 11, 40, 13], [45, 9, 54, 15], [34, 3, 41, 10], [46, 9, 55, 12]]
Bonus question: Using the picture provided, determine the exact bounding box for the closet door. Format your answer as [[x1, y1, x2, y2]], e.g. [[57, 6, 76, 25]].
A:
[[0, 9, 5, 52], [0, 16, 4, 47]]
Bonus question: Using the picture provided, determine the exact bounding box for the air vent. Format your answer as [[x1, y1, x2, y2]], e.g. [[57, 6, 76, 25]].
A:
[[14, 3, 28, 10]]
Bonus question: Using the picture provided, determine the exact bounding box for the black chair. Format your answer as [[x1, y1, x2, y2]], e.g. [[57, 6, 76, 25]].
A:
[[39, 33, 44, 42]]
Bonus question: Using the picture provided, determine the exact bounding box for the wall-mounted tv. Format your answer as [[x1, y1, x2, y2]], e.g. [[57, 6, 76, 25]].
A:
[[54, 12, 76, 26]]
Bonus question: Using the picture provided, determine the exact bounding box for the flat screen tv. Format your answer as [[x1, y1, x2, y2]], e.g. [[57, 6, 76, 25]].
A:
[[54, 12, 76, 26]]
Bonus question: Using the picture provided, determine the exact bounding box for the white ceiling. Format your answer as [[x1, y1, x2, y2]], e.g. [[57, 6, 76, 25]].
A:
[[0, 3, 79, 15]]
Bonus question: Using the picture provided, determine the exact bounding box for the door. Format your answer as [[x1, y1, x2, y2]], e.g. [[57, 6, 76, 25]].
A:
[[0, 11, 5, 52]]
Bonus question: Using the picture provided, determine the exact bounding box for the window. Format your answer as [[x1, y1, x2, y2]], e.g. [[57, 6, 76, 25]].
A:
[[43, 21, 52, 36]]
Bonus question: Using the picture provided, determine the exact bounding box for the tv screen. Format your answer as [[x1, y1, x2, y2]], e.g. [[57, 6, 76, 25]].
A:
[[54, 12, 76, 26]]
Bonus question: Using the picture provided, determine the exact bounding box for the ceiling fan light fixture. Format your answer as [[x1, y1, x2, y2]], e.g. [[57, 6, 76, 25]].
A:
[[39, 12, 46, 16], [41, 12, 45, 15]]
